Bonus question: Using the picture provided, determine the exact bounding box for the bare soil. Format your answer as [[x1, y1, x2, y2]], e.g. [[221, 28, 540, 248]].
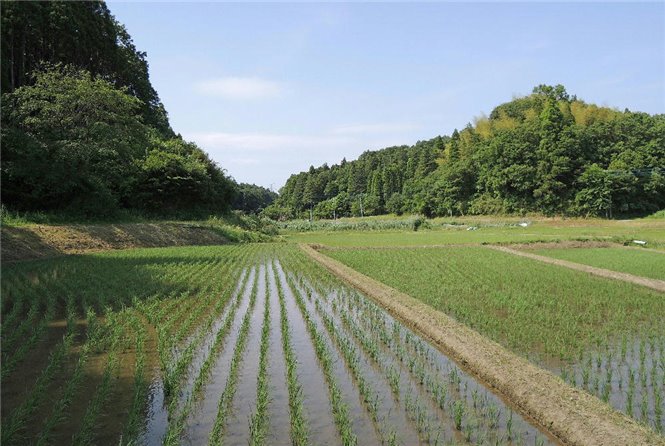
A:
[[301, 243, 665, 446], [487, 245, 665, 292], [1, 223, 229, 263]]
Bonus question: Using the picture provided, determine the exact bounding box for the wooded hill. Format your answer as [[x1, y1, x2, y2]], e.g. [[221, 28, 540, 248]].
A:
[[1, 1, 275, 218], [267, 85, 665, 219]]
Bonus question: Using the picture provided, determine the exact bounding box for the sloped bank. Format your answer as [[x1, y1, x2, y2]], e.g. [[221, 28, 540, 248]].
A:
[[301, 243, 664, 446], [1, 222, 238, 262]]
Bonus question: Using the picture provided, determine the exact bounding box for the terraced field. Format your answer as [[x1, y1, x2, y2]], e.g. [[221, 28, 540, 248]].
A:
[[1, 244, 554, 445]]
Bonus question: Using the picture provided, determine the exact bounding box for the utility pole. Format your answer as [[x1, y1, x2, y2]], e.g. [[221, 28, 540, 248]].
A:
[[359, 195, 364, 218]]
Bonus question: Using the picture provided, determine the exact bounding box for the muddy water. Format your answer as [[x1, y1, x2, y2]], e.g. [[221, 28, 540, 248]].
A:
[[277, 262, 381, 445], [293, 266, 557, 446], [176, 268, 249, 411], [222, 265, 267, 446], [295, 278, 423, 444], [554, 336, 665, 432], [181, 267, 258, 445], [141, 268, 256, 446], [264, 263, 293, 444], [273, 262, 341, 445], [348, 289, 555, 445], [319, 287, 452, 445]]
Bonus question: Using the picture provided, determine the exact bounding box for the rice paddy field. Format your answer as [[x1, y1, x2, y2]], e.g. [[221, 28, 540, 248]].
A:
[[325, 246, 665, 434], [529, 247, 665, 280], [2, 244, 554, 446], [2, 217, 665, 445], [287, 217, 665, 248]]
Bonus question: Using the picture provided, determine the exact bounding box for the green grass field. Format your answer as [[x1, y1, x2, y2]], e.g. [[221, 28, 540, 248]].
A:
[[531, 247, 665, 280]]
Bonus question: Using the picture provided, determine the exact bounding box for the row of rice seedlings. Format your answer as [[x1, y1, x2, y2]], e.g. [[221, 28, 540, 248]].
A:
[[249, 266, 273, 445], [141, 255, 225, 329], [119, 309, 150, 445], [281, 254, 395, 440], [282, 263, 358, 446], [168, 261, 229, 349], [160, 248, 259, 432], [560, 333, 665, 432], [313, 296, 396, 442], [292, 271, 449, 444], [271, 260, 309, 445], [286, 253, 449, 443], [208, 267, 261, 445], [1, 289, 57, 380], [1, 288, 43, 354], [345, 288, 509, 442], [1, 262, 66, 336], [1, 293, 78, 444], [289, 252, 549, 445], [347, 289, 550, 445], [162, 260, 237, 399], [70, 306, 134, 446], [162, 267, 253, 446], [35, 307, 105, 446]]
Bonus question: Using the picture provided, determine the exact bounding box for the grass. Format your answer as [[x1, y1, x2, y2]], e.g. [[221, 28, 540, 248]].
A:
[[531, 247, 665, 280]]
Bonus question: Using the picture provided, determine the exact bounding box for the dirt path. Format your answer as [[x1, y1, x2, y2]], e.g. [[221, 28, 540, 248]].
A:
[[487, 245, 665, 292], [300, 243, 665, 446]]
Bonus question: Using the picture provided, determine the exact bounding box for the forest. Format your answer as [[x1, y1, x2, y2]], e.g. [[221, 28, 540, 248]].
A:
[[2, 2, 662, 221], [0, 1, 275, 218], [268, 85, 665, 220]]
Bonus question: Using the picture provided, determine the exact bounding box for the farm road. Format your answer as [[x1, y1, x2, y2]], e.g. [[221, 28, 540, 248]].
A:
[[486, 245, 665, 293]]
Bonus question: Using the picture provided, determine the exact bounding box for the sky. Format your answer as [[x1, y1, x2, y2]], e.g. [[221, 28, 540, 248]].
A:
[[108, 2, 665, 190]]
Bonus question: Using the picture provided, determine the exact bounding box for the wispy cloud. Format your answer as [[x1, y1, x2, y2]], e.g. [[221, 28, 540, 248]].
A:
[[188, 131, 353, 152], [186, 129, 423, 188], [332, 122, 421, 135], [194, 77, 282, 99]]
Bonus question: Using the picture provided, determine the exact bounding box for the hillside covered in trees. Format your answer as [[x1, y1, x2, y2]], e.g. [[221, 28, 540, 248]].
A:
[[1, 1, 272, 218], [267, 85, 665, 220]]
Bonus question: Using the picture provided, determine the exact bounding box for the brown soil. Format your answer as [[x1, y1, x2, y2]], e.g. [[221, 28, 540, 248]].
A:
[[301, 243, 665, 446], [487, 245, 665, 293], [1, 222, 229, 263]]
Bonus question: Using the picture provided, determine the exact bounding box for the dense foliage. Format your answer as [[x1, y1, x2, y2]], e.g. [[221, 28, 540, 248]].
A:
[[232, 183, 278, 214], [0, 1, 270, 218], [1, 1, 172, 134], [269, 85, 665, 219], [1, 66, 235, 217]]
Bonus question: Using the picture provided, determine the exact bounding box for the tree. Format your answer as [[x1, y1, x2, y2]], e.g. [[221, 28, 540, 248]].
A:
[[574, 164, 612, 217], [233, 183, 277, 214], [1, 1, 172, 135], [1, 66, 148, 215]]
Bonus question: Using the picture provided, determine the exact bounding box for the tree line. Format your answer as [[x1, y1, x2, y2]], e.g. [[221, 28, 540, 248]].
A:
[[1, 1, 275, 218], [266, 85, 664, 219]]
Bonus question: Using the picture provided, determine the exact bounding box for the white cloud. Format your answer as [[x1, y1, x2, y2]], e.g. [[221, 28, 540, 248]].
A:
[[188, 131, 355, 153], [185, 130, 422, 189], [194, 77, 282, 99], [332, 122, 421, 135]]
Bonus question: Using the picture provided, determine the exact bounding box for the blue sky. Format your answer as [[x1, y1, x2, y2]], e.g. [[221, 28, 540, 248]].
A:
[[109, 2, 664, 190]]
